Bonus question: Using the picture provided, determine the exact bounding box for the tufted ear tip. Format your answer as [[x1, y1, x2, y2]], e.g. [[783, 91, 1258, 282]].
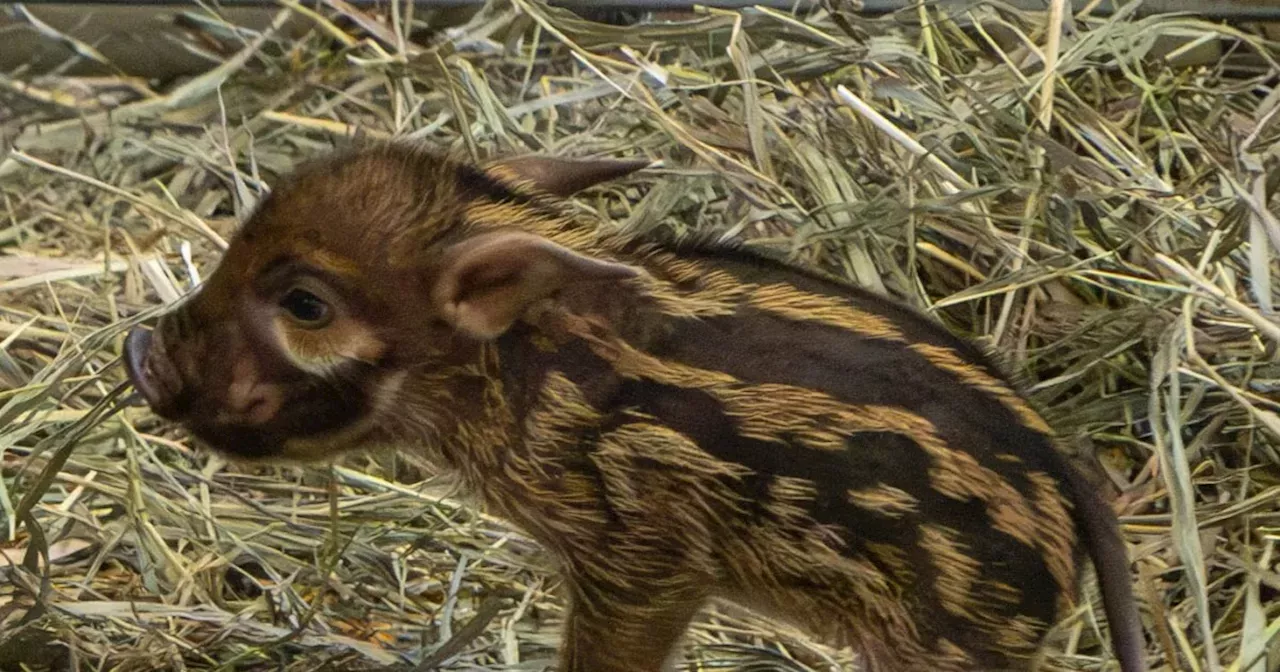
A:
[[484, 155, 655, 197]]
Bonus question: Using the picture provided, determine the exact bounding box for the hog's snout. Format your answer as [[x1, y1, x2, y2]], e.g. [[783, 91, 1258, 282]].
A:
[[123, 326, 187, 419], [124, 328, 158, 402]]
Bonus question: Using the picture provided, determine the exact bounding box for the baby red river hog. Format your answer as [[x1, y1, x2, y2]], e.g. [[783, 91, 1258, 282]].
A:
[[123, 142, 1146, 672]]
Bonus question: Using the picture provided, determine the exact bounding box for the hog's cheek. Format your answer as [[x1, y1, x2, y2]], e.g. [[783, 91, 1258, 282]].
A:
[[275, 373, 375, 436], [188, 422, 288, 460], [275, 368, 406, 455], [277, 416, 382, 461], [372, 370, 408, 413], [178, 356, 394, 461]]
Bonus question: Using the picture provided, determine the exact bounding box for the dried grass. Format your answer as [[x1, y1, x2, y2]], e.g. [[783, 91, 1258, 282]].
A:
[[2, 0, 1280, 670]]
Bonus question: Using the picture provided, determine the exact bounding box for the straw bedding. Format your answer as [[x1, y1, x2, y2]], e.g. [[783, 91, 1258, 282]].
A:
[[2, 1, 1279, 669]]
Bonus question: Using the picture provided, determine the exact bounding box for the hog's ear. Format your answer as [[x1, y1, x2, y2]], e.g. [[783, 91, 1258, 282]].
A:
[[430, 231, 641, 340], [483, 155, 653, 197]]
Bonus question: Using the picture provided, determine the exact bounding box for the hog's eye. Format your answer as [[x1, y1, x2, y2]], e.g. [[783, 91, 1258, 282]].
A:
[[280, 288, 333, 328]]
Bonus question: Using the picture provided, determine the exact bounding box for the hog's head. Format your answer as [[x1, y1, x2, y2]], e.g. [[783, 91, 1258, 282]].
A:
[[123, 143, 649, 461]]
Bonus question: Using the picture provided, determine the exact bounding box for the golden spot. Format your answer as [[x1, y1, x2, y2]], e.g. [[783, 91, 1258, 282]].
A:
[[465, 201, 545, 230], [982, 580, 1023, 605], [587, 421, 752, 568], [649, 253, 713, 285], [637, 263, 1055, 439], [919, 524, 981, 618], [995, 454, 1023, 463], [597, 422, 752, 483], [564, 326, 1041, 550], [530, 218, 602, 251], [481, 163, 525, 186], [530, 333, 559, 353], [693, 269, 755, 302], [522, 371, 601, 457], [766, 476, 820, 522], [637, 265, 746, 320], [994, 614, 1044, 653], [419, 344, 520, 475], [635, 250, 700, 282], [908, 342, 1053, 435], [865, 542, 915, 585], [934, 638, 974, 668], [646, 288, 740, 320], [915, 526, 1042, 655], [1025, 471, 1079, 605], [833, 553, 899, 600], [747, 283, 905, 341], [847, 484, 920, 518], [293, 242, 362, 276], [725, 391, 1037, 548]]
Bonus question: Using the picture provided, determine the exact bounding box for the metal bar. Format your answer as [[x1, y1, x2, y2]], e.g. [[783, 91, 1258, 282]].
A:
[[4, 0, 814, 5], [6, 0, 1280, 20]]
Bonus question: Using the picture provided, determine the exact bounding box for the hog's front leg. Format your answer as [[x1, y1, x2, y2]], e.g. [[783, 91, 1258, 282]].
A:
[[557, 574, 709, 672]]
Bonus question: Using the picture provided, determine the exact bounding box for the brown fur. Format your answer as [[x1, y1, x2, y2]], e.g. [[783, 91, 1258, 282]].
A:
[[122, 141, 1146, 672]]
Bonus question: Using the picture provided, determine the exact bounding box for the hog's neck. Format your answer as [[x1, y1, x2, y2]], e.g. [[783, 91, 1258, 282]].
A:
[[423, 272, 674, 521]]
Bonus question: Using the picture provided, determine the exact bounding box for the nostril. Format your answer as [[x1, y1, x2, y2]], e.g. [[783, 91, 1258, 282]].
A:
[[226, 377, 283, 426], [243, 395, 271, 424], [242, 387, 282, 425]]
